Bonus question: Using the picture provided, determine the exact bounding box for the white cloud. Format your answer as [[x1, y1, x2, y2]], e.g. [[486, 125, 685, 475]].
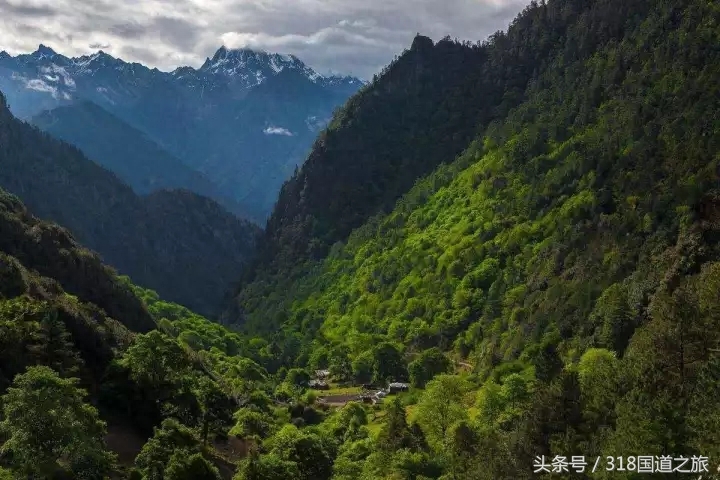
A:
[[15, 75, 58, 96], [263, 126, 294, 136], [0, 0, 529, 78], [25, 78, 56, 93], [39, 64, 76, 88]]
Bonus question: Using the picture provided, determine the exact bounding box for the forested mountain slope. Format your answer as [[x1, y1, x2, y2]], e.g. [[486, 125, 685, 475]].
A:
[[246, 0, 661, 281], [230, 0, 664, 325], [0, 187, 155, 337], [0, 91, 260, 317], [1, 0, 719, 478], [0, 187, 260, 479], [225, 0, 720, 477], [31, 101, 251, 221], [0, 186, 370, 479]]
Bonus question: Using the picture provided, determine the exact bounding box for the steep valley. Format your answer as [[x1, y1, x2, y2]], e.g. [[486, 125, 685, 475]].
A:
[[0, 0, 719, 478]]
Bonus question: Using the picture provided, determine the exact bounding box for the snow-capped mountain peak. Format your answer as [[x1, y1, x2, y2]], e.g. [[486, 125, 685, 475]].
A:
[[5, 44, 363, 91], [197, 46, 333, 88], [32, 44, 58, 59], [73, 51, 122, 71], [0, 44, 364, 119], [171, 66, 196, 77], [0, 43, 364, 220]]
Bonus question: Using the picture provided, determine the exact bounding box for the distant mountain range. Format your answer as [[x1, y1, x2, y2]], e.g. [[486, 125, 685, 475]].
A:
[[0, 89, 260, 317], [30, 100, 249, 218], [0, 45, 364, 221]]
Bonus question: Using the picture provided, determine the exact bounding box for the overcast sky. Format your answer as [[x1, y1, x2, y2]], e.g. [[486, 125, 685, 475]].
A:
[[0, 0, 528, 79]]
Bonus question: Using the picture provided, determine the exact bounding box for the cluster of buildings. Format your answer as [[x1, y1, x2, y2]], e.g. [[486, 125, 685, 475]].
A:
[[308, 369, 331, 390], [309, 368, 411, 406], [358, 382, 410, 404]]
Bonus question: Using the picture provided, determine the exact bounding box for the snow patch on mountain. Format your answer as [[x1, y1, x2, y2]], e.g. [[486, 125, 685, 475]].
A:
[[73, 54, 98, 74], [72, 51, 122, 75], [3, 45, 364, 96], [31, 44, 57, 61], [268, 56, 283, 73], [196, 46, 361, 89]]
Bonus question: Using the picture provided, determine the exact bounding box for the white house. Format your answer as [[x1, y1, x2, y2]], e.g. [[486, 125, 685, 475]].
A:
[[387, 382, 410, 393]]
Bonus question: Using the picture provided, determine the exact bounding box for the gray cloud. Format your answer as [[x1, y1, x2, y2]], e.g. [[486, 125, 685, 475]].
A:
[[0, 0, 529, 78], [108, 21, 148, 39], [118, 45, 164, 65], [150, 16, 202, 50], [0, 0, 57, 17]]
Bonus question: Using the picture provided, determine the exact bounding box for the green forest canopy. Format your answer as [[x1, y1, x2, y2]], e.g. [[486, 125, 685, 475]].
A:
[[0, 0, 719, 478]]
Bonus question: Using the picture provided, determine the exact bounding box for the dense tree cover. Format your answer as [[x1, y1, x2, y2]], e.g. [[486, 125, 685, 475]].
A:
[[0, 187, 246, 477], [125, 280, 281, 374], [0, 187, 155, 333], [0, 366, 115, 478], [0, 190, 159, 398], [229, 0, 665, 331], [0, 94, 260, 317], [222, 0, 720, 477], [409, 348, 452, 388], [2, 0, 720, 478], [132, 419, 222, 480]]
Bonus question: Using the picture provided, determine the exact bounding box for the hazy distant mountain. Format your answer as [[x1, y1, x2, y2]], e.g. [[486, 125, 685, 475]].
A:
[[0, 89, 260, 317], [30, 100, 250, 220], [0, 45, 364, 220]]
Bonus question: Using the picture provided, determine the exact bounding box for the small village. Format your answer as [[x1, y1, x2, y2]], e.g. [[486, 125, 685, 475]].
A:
[[308, 370, 410, 407]]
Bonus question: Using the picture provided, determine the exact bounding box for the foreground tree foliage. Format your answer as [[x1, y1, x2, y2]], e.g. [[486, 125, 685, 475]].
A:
[[133, 419, 221, 480], [0, 366, 115, 478]]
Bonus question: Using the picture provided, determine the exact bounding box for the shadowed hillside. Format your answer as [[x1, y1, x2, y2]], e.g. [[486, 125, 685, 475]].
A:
[[0, 91, 260, 317]]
